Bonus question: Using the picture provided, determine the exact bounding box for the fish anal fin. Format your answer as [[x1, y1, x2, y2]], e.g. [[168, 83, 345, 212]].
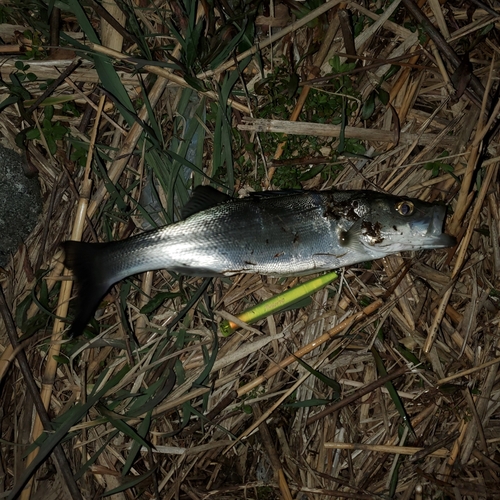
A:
[[181, 186, 232, 219]]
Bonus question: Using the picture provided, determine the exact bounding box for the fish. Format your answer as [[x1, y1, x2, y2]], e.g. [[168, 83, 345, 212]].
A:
[[62, 187, 456, 337]]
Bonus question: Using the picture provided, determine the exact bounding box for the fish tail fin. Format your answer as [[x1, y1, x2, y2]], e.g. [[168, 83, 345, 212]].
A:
[[61, 241, 115, 338]]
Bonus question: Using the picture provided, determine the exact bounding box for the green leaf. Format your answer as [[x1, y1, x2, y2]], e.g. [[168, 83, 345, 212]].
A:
[[100, 407, 151, 450], [122, 411, 152, 476], [300, 164, 324, 181], [378, 88, 389, 105], [0, 95, 19, 112], [287, 73, 300, 99], [140, 291, 182, 315], [47, 137, 57, 155], [15, 294, 32, 328], [480, 23, 494, 35], [371, 347, 415, 438], [395, 343, 420, 366], [192, 331, 218, 388], [75, 431, 119, 481], [7, 366, 130, 499], [184, 74, 207, 92], [294, 356, 341, 394], [9, 73, 31, 100], [208, 22, 247, 70], [44, 104, 54, 121], [52, 355, 69, 364], [103, 468, 157, 497], [51, 124, 69, 139], [66, 0, 135, 124], [361, 92, 376, 120], [330, 55, 341, 73]]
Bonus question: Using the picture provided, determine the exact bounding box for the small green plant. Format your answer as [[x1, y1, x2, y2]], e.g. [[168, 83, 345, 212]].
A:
[[13, 60, 38, 82], [424, 151, 454, 177], [241, 55, 363, 189], [21, 29, 45, 59], [25, 105, 69, 155], [0, 5, 10, 23], [0, 62, 34, 114]]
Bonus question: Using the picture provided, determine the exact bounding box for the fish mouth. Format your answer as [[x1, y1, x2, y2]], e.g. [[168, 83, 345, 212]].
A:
[[423, 205, 456, 248]]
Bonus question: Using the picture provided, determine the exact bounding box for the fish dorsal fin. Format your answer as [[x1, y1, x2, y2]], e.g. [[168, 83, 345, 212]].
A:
[[181, 186, 232, 219], [249, 189, 304, 199]]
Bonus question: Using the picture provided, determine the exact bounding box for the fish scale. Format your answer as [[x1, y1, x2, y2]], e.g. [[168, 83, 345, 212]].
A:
[[62, 187, 456, 337]]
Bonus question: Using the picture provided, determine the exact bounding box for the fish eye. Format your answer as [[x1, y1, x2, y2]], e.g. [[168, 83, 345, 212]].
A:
[[395, 200, 414, 216]]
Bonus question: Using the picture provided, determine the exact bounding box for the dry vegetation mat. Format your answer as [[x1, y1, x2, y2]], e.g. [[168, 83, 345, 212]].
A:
[[0, 0, 499, 498]]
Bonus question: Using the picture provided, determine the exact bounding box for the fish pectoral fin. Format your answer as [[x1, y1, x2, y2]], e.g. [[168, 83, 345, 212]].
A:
[[338, 220, 367, 254], [181, 186, 232, 219]]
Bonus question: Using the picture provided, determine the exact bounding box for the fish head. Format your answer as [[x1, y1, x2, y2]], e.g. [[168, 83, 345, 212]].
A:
[[339, 192, 456, 258]]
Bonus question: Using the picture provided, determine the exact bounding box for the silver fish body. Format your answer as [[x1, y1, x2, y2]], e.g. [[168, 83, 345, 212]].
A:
[[62, 188, 455, 336]]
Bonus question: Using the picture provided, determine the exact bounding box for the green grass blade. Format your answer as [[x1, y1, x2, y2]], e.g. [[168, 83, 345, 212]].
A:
[[103, 467, 157, 497], [7, 366, 130, 499], [371, 346, 415, 438], [65, 0, 135, 122], [293, 355, 342, 395]]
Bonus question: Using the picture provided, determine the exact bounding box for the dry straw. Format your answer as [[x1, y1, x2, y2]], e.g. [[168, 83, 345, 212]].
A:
[[0, 0, 498, 498]]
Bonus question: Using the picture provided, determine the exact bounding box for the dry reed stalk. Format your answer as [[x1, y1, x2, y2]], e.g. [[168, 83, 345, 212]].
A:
[[488, 192, 500, 277], [428, 41, 453, 95], [449, 55, 496, 235], [254, 404, 293, 500], [0, 343, 15, 381], [384, 257, 415, 331], [424, 162, 498, 353], [427, 0, 450, 38], [227, 336, 341, 451], [324, 442, 450, 458], [348, 2, 413, 38], [351, 0, 402, 53], [0, 59, 140, 86], [307, 366, 409, 425], [100, 0, 126, 53], [436, 355, 500, 386], [383, 98, 456, 193], [238, 118, 458, 146], [236, 299, 383, 397], [459, 340, 500, 465], [338, 377, 417, 400], [463, 388, 488, 454], [447, 15, 499, 43], [135, 271, 154, 339], [391, 66, 423, 129]]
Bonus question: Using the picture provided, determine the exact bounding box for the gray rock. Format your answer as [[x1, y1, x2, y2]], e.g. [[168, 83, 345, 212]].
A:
[[0, 145, 42, 267]]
